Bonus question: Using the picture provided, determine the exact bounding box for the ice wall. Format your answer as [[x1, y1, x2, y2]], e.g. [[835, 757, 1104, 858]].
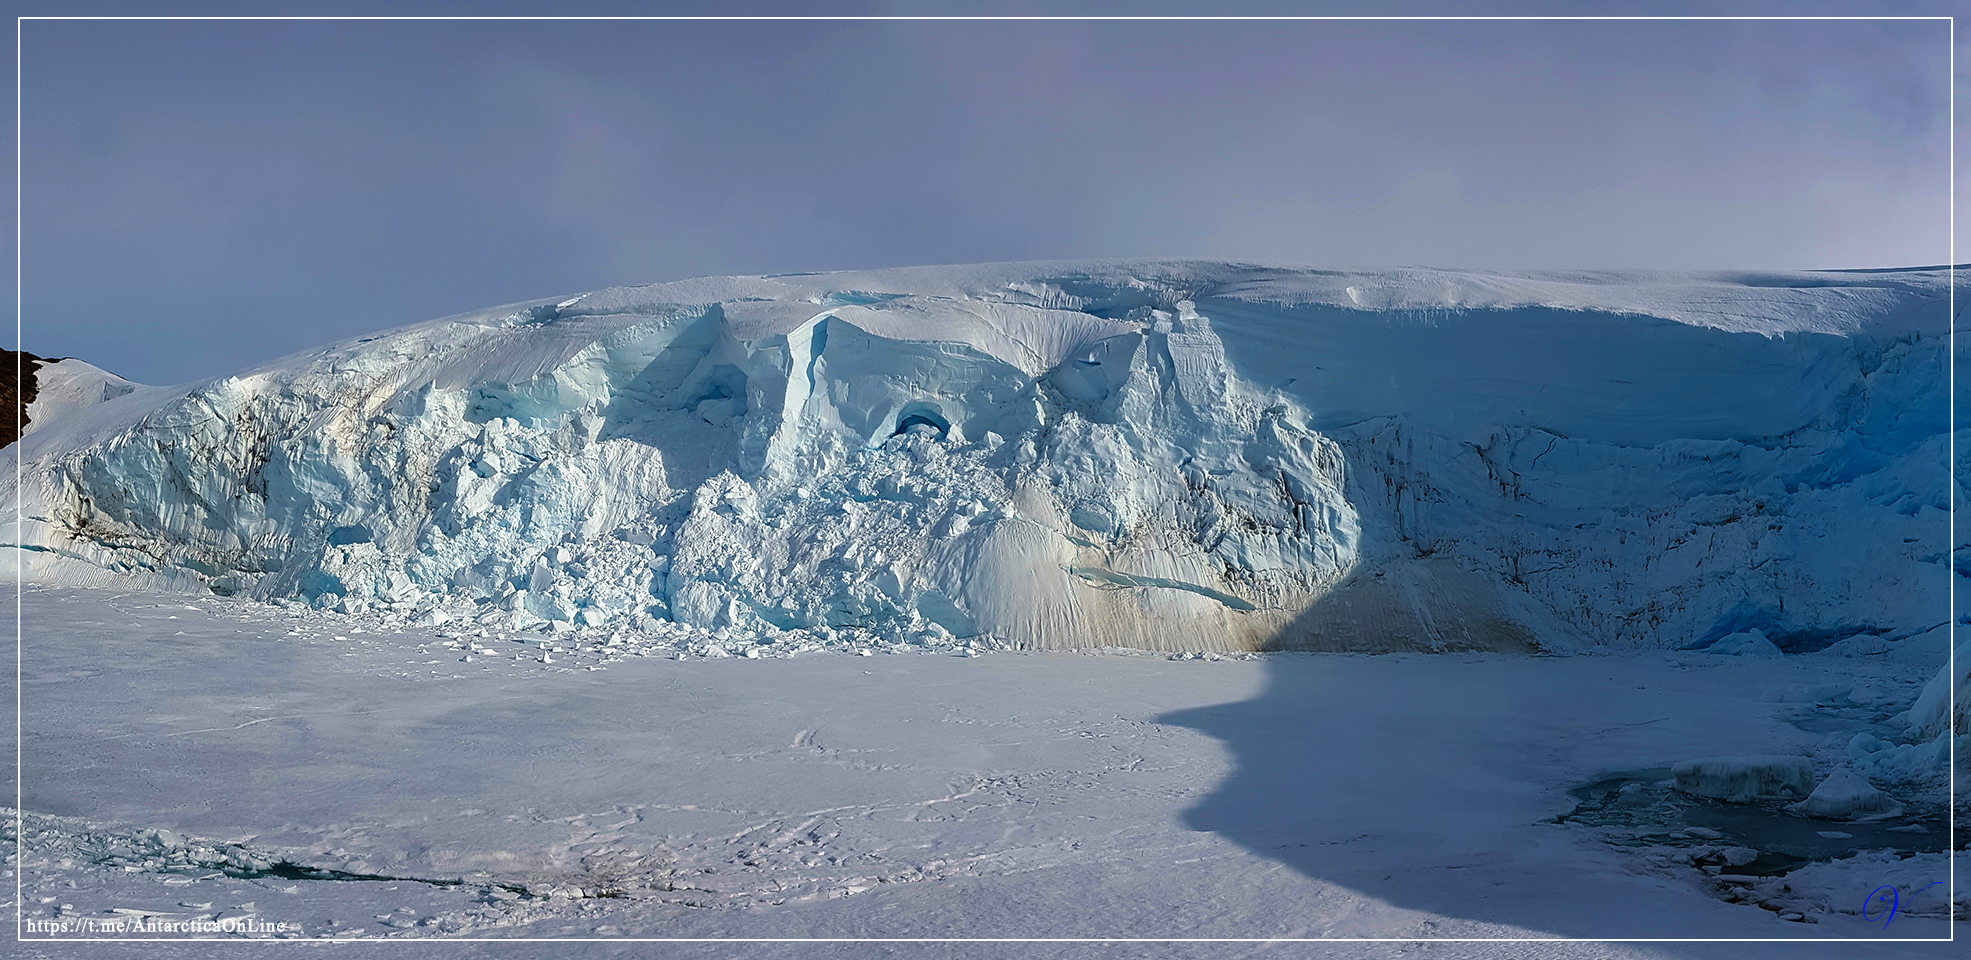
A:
[[3, 261, 1956, 656]]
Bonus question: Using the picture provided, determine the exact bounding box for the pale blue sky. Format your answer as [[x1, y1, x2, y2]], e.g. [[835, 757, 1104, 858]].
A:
[[13, 7, 1958, 384]]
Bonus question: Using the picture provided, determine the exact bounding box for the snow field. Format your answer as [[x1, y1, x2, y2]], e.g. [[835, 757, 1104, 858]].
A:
[[10, 585, 1961, 946]]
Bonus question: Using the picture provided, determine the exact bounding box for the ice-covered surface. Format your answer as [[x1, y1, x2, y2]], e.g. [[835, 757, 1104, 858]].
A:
[[2, 260, 1957, 662], [7, 586, 1962, 953]]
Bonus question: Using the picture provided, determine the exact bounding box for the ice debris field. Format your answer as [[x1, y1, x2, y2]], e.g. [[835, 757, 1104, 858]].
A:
[[4, 259, 1965, 951]]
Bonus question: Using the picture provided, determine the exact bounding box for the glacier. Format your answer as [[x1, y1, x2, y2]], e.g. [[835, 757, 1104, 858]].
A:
[[7, 259, 1967, 944], [7, 260, 1954, 661]]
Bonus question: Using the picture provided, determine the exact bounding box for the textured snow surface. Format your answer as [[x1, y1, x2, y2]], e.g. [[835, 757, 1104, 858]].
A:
[[9, 587, 1962, 950], [6, 260, 1955, 663]]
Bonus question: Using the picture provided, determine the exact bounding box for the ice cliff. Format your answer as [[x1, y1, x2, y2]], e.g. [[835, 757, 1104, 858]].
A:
[[4, 260, 1959, 661]]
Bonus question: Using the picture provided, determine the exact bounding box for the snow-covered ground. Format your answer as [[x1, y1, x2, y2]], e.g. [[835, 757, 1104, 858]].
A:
[[6, 260, 1964, 955], [6, 586, 1962, 957]]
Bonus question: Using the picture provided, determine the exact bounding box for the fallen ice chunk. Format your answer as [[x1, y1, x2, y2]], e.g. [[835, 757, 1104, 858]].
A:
[[1787, 768, 1892, 819], [1706, 630, 1782, 657], [1718, 846, 1760, 866], [1670, 755, 1814, 802]]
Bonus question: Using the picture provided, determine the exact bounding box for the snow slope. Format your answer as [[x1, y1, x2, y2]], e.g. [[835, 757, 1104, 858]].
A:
[[3, 260, 1956, 663], [21, 357, 137, 437]]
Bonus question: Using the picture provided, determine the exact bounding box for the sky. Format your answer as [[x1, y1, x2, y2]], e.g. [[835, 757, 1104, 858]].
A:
[[12, 7, 1960, 385]]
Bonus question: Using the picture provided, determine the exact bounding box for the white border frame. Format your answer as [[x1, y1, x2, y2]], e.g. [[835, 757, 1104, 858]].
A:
[[7, 11, 1963, 950]]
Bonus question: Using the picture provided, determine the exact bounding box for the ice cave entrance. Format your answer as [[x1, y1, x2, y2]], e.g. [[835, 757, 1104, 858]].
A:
[[891, 404, 951, 441]]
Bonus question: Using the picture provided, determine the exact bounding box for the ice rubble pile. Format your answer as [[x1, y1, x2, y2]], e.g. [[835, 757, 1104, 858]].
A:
[[3, 261, 1957, 662], [1847, 629, 1971, 792]]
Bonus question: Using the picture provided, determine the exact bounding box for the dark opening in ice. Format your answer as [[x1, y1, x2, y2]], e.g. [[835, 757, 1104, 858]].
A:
[[892, 404, 950, 440]]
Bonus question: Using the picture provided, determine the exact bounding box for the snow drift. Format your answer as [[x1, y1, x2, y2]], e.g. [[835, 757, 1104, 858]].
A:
[[3, 260, 1958, 660]]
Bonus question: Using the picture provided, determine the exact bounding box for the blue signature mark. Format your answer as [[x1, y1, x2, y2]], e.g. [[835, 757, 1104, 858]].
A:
[[1863, 881, 1945, 928]]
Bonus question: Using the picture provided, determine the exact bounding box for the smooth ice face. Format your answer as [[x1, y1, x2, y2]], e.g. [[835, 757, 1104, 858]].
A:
[[0, 260, 1956, 658], [1672, 756, 1817, 803]]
